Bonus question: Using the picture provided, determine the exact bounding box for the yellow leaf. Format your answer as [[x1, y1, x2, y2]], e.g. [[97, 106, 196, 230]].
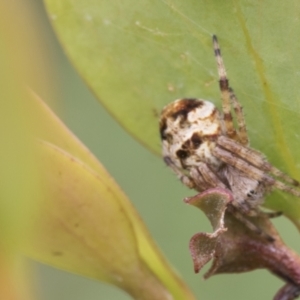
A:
[[25, 93, 195, 299]]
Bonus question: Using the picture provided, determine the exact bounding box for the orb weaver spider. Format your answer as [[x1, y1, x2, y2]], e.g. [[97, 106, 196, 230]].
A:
[[160, 35, 300, 240]]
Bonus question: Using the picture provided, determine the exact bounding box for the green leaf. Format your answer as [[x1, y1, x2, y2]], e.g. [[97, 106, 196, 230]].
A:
[[43, 2, 300, 228], [32, 140, 172, 300], [25, 93, 196, 300]]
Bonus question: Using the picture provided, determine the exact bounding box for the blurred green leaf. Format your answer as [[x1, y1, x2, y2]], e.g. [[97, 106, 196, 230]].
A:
[[43, 0, 300, 227], [32, 140, 172, 300], [0, 1, 52, 299], [25, 93, 195, 300]]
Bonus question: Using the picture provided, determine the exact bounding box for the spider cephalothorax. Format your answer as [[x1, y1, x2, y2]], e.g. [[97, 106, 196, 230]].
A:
[[160, 35, 300, 221]]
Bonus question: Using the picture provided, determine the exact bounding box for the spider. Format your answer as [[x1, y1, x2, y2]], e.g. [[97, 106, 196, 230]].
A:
[[159, 35, 300, 240]]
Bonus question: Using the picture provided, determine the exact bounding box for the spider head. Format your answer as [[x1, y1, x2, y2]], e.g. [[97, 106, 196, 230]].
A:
[[160, 98, 223, 171]]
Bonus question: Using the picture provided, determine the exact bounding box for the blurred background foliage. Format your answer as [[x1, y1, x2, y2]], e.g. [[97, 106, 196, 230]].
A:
[[3, 0, 300, 299]]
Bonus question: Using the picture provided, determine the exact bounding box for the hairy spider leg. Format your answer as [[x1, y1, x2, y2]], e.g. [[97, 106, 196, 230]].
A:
[[229, 88, 249, 146], [217, 136, 300, 187], [189, 167, 216, 191], [164, 156, 228, 192], [212, 35, 237, 141], [193, 162, 227, 190], [163, 156, 196, 189], [263, 211, 283, 218], [213, 146, 300, 197]]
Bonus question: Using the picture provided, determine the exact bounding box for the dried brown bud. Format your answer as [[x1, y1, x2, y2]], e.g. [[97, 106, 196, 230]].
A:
[[185, 188, 300, 300]]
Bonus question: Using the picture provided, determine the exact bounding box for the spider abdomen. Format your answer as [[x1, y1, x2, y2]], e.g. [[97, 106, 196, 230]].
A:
[[160, 98, 223, 172]]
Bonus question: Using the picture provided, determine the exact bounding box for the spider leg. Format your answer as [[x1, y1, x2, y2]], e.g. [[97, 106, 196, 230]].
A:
[[192, 162, 227, 190], [189, 166, 213, 191], [163, 156, 196, 189], [163, 157, 227, 192], [212, 35, 237, 141], [229, 87, 249, 146], [213, 146, 300, 197], [217, 135, 300, 187], [227, 205, 275, 242], [262, 211, 283, 218]]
